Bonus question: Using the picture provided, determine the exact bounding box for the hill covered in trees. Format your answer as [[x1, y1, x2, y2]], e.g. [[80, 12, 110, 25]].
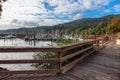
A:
[[0, 14, 120, 38]]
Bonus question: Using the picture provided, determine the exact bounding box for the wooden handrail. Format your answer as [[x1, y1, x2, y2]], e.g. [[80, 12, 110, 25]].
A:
[[0, 58, 59, 64], [0, 38, 107, 76], [61, 46, 93, 62], [0, 39, 97, 53], [0, 47, 61, 53]]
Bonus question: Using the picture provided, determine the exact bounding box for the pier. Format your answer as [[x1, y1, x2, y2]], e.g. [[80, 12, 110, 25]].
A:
[[0, 38, 119, 80]]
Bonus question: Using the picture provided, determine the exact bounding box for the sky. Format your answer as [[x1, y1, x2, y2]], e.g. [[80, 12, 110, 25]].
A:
[[0, 0, 120, 30]]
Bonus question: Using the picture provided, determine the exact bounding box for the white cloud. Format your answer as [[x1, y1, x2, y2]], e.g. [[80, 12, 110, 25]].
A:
[[114, 5, 120, 12], [104, 9, 111, 12], [0, 0, 113, 30], [78, 0, 112, 10], [73, 13, 82, 20]]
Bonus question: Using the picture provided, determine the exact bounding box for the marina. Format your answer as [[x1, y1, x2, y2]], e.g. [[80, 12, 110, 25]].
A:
[[0, 38, 56, 47], [0, 38, 56, 71]]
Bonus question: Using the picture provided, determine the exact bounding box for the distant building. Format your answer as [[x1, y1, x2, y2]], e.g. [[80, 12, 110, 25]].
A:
[[86, 34, 107, 39]]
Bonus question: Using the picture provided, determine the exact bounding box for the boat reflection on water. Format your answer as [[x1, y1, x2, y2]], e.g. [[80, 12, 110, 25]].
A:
[[0, 38, 56, 47]]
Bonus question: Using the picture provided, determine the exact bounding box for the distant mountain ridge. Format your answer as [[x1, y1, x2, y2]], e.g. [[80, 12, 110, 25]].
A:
[[58, 14, 119, 27], [0, 14, 120, 34]]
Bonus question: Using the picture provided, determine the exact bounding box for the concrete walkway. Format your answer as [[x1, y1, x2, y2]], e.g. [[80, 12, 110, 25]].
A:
[[3, 41, 120, 80]]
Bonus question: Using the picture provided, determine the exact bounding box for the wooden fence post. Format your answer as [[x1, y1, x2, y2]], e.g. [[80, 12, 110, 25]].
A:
[[99, 39, 105, 48], [96, 40, 99, 50], [56, 51, 62, 74], [93, 41, 97, 51]]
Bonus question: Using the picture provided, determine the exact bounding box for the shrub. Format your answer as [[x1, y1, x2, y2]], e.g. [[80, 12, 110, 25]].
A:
[[32, 52, 56, 69]]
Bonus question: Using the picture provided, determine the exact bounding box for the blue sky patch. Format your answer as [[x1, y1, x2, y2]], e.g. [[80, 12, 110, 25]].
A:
[[44, 2, 57, 11]]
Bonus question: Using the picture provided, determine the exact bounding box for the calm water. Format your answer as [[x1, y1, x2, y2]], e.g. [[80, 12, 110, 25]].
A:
[[0, 38, 56, 70], [0, 38, 56, 47]]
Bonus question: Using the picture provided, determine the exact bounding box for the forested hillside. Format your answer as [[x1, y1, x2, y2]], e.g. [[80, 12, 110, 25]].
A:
[[0, 14, 120, 38]]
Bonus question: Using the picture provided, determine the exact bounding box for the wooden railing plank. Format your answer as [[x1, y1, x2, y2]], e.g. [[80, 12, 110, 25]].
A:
[[61, 41, 93, 52], [0, 47, 62, 53], [61, 50, 96, 73], [0, 58, 59, 64], [0, 39, 98, 53], [0, 69, 58, 75], [61, 46, 93, 62]]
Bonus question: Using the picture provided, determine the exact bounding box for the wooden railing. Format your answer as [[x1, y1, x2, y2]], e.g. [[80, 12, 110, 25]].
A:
[[0, 38, 107, 76]]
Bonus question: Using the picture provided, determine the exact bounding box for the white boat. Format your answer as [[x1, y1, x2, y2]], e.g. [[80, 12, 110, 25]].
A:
[[0, 34, 17, 39]]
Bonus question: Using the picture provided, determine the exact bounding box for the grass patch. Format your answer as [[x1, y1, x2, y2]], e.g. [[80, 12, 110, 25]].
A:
[[56, 39, 81, 46]]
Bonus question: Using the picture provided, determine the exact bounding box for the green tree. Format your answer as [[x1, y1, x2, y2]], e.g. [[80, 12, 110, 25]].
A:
[[106, 16, 120, 35]]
